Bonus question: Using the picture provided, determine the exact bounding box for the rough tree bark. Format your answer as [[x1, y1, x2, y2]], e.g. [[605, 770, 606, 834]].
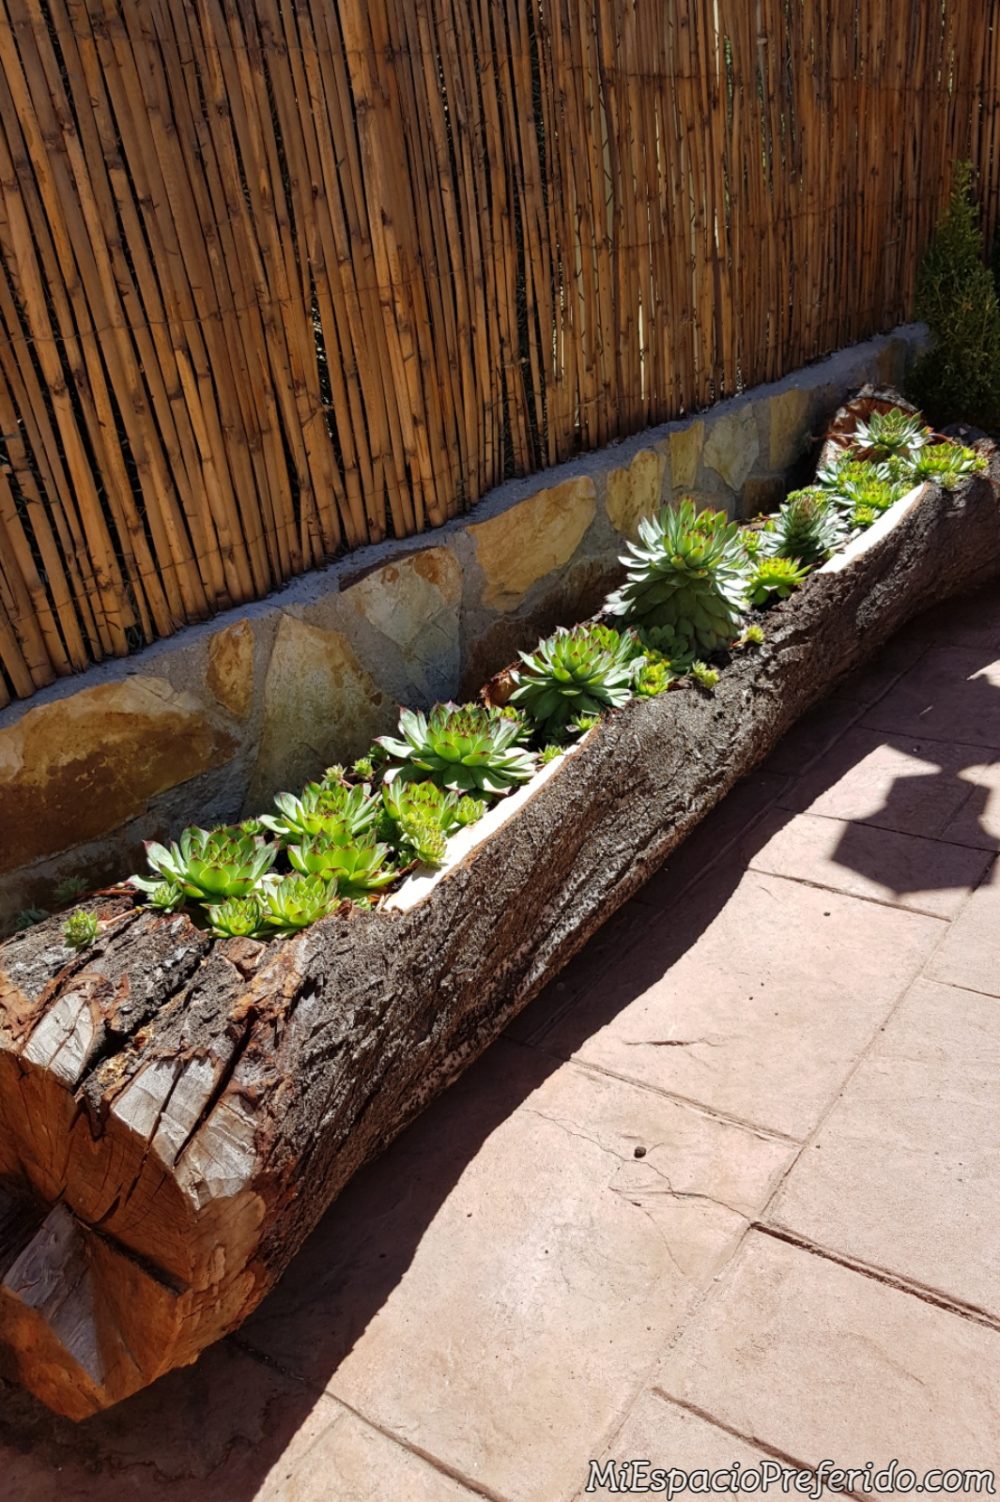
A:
[[1, 466, 998, 1419]]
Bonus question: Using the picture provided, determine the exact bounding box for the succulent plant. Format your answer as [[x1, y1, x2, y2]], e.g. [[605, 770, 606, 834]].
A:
[[260, 876, 340, 935], [14, 906, 49, 931], [377, 704, 537, 796], [206, 897, 265, 940], [817, 458, 909, 514], [749, 556, 811, 606], [352, 755, 376, 781], [54, 875, 90, 908], [380, 780, 479, 867], [852, 408, 930, 460], [510, 624, 640, 739], [569, 712, 600, 735], [907, 441, 987, 488], [741, 528, 765, 557], [761, 491, 846, 567], [146, 882, 185, 913], [605, 500, 751, 653], [852, 503, 879, 529], [738, 623, 766, 648], [287, 826, 398, 900], [633, 659, 677, 698], [636, 624, 698, 673], [64, 910, 100, 951], [261, 782, 377, 843], [539, 744, 563, 765], [690, 662, 720, 692], [133, 826, 278, 903]]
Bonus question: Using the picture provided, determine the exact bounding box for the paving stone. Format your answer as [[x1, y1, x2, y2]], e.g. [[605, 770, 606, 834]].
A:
[[899, 584, 1000, 653], [778, 727, 995, 843], [657, 1231, 1000, 1486], [863, 648, 1000, 749], [634, 770, 790, 912], [255, 1404, 479, 1502], [767, 978, 1000, 1315], [0, 1342, 337, 1502], [755, 696, 866, 776], [923, 872, 1000, 997], [240, 1044, 793, 1502], [577, 1390, 836, 1502], [536, 870, 943, 1140], [745, 810, 993, 918]]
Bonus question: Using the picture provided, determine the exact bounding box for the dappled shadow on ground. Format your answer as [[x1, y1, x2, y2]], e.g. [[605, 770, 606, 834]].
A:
[[1, 587, 998, 1499]]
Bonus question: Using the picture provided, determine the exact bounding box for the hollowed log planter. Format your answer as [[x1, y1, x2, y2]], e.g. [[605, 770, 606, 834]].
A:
[[1, 472, 999, 1420]]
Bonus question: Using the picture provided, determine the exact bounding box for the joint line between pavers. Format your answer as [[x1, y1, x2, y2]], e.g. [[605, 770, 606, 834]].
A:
[[751, 1224, 1000, 1335], [743, 864, 954, 923]]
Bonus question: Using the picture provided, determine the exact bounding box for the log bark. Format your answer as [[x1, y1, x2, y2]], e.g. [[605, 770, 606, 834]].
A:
[[1, 468, 999, 1419]]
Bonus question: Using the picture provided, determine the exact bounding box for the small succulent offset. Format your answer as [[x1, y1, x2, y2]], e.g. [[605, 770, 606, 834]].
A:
[[206, 897, 264, 939], [749, 556, 811, 606], [14, 906, 49, 932], [261, 782, 377, 843], [761, 492, 846, 567], [605, 500, 751, 653], [147, 882, 185, 913], [511, 623, 640, 739], [134, 826, 278, 903], [378, 704, 537, 796], [691, 662, 720, 692], [738, 624, 766, 648], [633, 658, 676, 698], [352, 756, 376, 781], [64, 909, 100, 951], [539, 744, 563, 765], [636, 623, 698, 672], [54, 875, 90, 908], [260, 876, 340, 934], [852, 408, 930, 461], [569, 712, 600, 735]]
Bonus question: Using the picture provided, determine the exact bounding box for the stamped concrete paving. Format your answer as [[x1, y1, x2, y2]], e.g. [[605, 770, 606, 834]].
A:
[[3, 583, 1000, 1501]]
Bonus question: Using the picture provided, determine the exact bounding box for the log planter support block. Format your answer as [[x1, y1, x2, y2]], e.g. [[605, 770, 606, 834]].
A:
[[1, 467, 999, 1419]]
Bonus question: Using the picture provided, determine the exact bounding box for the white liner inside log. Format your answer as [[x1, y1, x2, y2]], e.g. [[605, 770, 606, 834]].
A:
[[389, 481, 931, 916]]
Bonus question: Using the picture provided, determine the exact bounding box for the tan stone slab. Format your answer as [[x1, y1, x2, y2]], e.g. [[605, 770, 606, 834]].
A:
[[863, 648, 1000, 750], [207, 618, 255, 720], [778, 728, 992, 838], [746, 810, 993, 918], [606, 446, 668, 540], [0, 677, 237, 873], [670, 422, 704, 490], [537, 871, 944, 1139], [923, 873, 1000, 998], [248, 614, 389, 807], [768, 978, 1000, 1315], [704, 408, 759, 491], [0, 1342, 339, 1502], [768, 386, 811, 471], [241, 1044, 793, 1502], [468, 476, 597, 610], [657, 1231, 1000, 1489], [577, 1390, 842, 1502]]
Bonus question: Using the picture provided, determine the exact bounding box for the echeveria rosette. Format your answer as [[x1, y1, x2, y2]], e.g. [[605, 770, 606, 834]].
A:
[[260, 782, 377, 843], [206, 897, 265, 940], [260, 875, 340, 934], [852, 408, 930, 462], [760, 492, 846, 568], [511, 623, 640, 740], [748, 556, 811, 606], [132, 826, 278, 904], [604, 499, 752, 654], [377, 704, 537, 797], [906, 441, 988, 490], [287, 826, 398, 900]]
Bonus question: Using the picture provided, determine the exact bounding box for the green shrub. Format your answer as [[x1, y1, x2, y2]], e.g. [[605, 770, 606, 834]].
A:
[[909, 161, 1000, 428]]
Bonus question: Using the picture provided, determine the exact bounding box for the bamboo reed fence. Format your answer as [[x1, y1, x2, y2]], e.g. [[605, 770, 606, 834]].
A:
[[0, 0, 998, 705]]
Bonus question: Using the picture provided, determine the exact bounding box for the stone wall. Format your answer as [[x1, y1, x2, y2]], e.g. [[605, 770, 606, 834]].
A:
[[0, 327, 925, 929]]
